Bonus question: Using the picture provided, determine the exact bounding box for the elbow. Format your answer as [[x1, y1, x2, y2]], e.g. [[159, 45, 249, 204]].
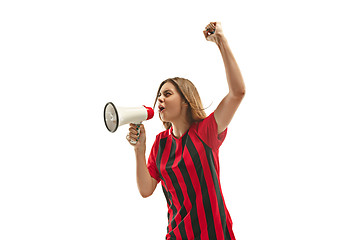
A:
[[238, 86, 246, 97], [139, 190, 152, 198], [138, 179, 157, 198], [230, 89, 246, 100], [239, 89, 246, 97]]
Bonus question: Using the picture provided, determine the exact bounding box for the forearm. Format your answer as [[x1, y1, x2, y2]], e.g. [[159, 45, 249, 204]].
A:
[[134, 149, 154, 198], [217, 36, 246, 97]]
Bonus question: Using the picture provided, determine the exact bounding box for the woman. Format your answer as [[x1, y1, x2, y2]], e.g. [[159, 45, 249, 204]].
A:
[[127, 22, 245, 240]]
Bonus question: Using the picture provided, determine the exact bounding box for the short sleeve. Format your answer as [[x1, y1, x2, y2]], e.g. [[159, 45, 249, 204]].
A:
[[196, 112, 227, 150], [147, 135, 161, 183]]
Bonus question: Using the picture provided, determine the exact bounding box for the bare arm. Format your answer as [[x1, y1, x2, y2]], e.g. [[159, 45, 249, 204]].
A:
[[134, 148, 158, 198], [204, 22, 246, 133], [128, 124, 157, 198]]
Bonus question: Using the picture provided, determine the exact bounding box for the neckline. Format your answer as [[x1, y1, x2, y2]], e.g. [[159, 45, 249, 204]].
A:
[[170, 126, 191, 140]]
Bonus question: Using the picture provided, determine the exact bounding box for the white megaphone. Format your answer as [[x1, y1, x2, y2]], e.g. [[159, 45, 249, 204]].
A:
[[103, 102, 154, 135]]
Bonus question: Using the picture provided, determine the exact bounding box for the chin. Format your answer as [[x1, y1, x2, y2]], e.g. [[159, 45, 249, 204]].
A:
[[160, 116, 170, 123], [160, 113, 175, 123], [159, 113, 168, 122]]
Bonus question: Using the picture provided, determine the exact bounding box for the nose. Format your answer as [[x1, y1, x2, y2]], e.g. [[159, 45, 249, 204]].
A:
[[158, 96, 164, 103]]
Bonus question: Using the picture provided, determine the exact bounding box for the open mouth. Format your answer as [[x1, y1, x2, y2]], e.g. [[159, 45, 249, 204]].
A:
[[158, 106, 165, 112]]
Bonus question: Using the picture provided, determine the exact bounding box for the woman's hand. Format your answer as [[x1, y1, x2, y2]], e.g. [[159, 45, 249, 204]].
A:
[[203, 22, 224, 45], [127, 123, 146, 152]]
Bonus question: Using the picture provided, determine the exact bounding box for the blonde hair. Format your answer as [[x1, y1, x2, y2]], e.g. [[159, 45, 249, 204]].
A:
[[153, 77, 207, 130]]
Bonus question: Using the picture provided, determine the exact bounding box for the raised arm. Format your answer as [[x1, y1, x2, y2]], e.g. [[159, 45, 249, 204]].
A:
[[204, 22, 246, 134]]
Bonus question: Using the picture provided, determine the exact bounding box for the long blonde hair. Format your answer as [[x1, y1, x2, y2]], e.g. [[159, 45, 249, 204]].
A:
[[153, 77, 207, 130]]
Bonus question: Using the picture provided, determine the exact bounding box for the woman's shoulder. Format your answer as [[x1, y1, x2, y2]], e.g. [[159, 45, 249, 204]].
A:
[[192, 111, 227, 149], [193, 112, 214, 129]]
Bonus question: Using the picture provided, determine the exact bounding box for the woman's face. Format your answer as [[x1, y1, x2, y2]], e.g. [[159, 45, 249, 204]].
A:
[[157, 82, 187, 123]]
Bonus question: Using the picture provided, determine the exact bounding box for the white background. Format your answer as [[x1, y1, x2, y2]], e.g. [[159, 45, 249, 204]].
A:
[[1, 0, 359, 239]]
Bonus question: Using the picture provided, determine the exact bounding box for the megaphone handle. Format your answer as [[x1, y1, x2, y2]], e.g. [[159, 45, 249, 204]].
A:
[[129, 123, 141, 144]]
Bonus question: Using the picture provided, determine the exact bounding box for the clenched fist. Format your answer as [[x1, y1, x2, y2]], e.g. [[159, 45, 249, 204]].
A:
[[203, 22, 224, 45]]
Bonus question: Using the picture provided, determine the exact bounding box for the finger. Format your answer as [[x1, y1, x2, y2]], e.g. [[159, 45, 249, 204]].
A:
[[210, 23, 216, 31], [129, 128, 138, 135], [204, 32, 211, 40], [129, 138, 137, 145], [203, 30, 209, 39], [205, 26, 215, 35], [129, 123, 138, 129], [129, 132, 139, 139], [130, 123, 141, 128], [133, 127, 142, 136], [127, 134, 139, 144], [204, 28, 213, 36], [129, 124, 140, 131], [208, 22, 215, 28], [126, 134, 134, 144], [132, 133, 140, 142]]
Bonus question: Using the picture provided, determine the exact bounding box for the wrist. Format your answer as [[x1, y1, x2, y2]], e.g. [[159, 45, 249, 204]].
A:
[[216, 35, 228, 48], [134, 147, 146, 155]]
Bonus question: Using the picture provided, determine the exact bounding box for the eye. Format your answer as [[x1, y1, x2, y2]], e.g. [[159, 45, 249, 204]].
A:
[[158, 90, 172, 98]]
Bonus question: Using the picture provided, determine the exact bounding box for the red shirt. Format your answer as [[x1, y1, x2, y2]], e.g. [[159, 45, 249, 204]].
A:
[[147, 112, 236, 240]]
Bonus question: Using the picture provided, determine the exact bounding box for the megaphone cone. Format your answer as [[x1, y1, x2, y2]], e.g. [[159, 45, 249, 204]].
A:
[[104, 102, 154, 133]]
